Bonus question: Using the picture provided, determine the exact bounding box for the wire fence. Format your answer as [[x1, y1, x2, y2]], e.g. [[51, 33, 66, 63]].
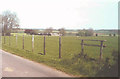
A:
[[2, 34, 107, 59], [2, 35, 83, 59]]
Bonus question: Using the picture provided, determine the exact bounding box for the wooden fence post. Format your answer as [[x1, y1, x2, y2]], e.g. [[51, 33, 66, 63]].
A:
[[43, 36, 46, 55], [9, 35, 10, 46], [81, 40, 84, 55], [59, 36, 61, 58], [100, 41, 103, 60], [23, 35, 24, 49], [32, 35, 34, 52], [16, 34, 17, 47], [4, 33, 5, 44]]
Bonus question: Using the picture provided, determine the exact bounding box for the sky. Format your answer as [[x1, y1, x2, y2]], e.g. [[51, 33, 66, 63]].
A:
[[0, 0, 119, 30]]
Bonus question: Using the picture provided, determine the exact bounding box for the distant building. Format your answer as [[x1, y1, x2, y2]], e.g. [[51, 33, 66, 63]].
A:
[[93, 33, 105, 36], [50, 33, 60, 36]]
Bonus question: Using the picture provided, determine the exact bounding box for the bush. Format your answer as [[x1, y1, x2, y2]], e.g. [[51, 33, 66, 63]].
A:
[[95, 50, 118, 77], [63, 51, 118, 76]]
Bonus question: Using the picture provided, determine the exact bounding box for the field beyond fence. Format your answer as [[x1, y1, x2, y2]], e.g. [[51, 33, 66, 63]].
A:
[[2, 34, 118, 77]]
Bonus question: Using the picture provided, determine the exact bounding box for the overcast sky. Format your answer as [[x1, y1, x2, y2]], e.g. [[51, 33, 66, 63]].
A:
[[0, 0, 119, 30]]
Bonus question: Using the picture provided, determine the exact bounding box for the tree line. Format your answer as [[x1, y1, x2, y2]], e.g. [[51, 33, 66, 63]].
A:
[[0, 10, 94, 36], [24, 27, 66, 36], [76, 29, 94, 36]]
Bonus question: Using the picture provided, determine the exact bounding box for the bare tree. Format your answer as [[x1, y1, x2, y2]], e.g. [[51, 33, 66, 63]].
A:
[[2, 11, 19, 36], [59, 28, 66, 36]]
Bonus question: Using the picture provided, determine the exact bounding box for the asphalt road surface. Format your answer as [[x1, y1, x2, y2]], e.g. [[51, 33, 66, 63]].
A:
[[1, 50, 71, 77]]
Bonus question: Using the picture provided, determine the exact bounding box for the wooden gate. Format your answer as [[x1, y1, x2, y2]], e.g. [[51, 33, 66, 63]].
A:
[[80, 39, 107, 60]]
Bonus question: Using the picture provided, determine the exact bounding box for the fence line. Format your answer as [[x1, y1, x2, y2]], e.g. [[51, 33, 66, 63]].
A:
[[43, 36, 46, 55], [59, 36, 61, 58], [32, 35, 34, 52], [9, 35, 10, 46], [2, 35, 107, 59], [23, 35, 24, 49], [16, 34, 17, 47], [4, 33, 5, 44]]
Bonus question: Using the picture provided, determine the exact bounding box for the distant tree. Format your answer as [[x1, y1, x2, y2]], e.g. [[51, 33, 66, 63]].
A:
[[85, 28, 94, 36], [24, 29, 33, 34], [76, 31, 85, 36], [58, 28, 66, 36], [30, 30, 39, 35], [109, 34, 112, 36], [96, 33, 98, 36], [113, 34, 116, 36], [2, 11, 19, 36], [24, 29, 39, 35], [44, 27, 53, 34]]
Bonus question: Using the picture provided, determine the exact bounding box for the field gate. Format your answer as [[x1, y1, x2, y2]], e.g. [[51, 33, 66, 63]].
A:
[[80, 39, 107, 60]]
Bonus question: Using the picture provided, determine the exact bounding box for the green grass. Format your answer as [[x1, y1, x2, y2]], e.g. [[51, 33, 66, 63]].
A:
[[2, 35, 118, 77], [11, 33, 27, 36]]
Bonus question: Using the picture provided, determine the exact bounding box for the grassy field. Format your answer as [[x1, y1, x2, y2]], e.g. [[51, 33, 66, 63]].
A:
[[11, 33, 27, 36], [2, 34, 118, 77]]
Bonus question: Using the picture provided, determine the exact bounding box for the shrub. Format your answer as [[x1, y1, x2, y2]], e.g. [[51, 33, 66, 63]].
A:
[[95, 50, 118, 77]]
